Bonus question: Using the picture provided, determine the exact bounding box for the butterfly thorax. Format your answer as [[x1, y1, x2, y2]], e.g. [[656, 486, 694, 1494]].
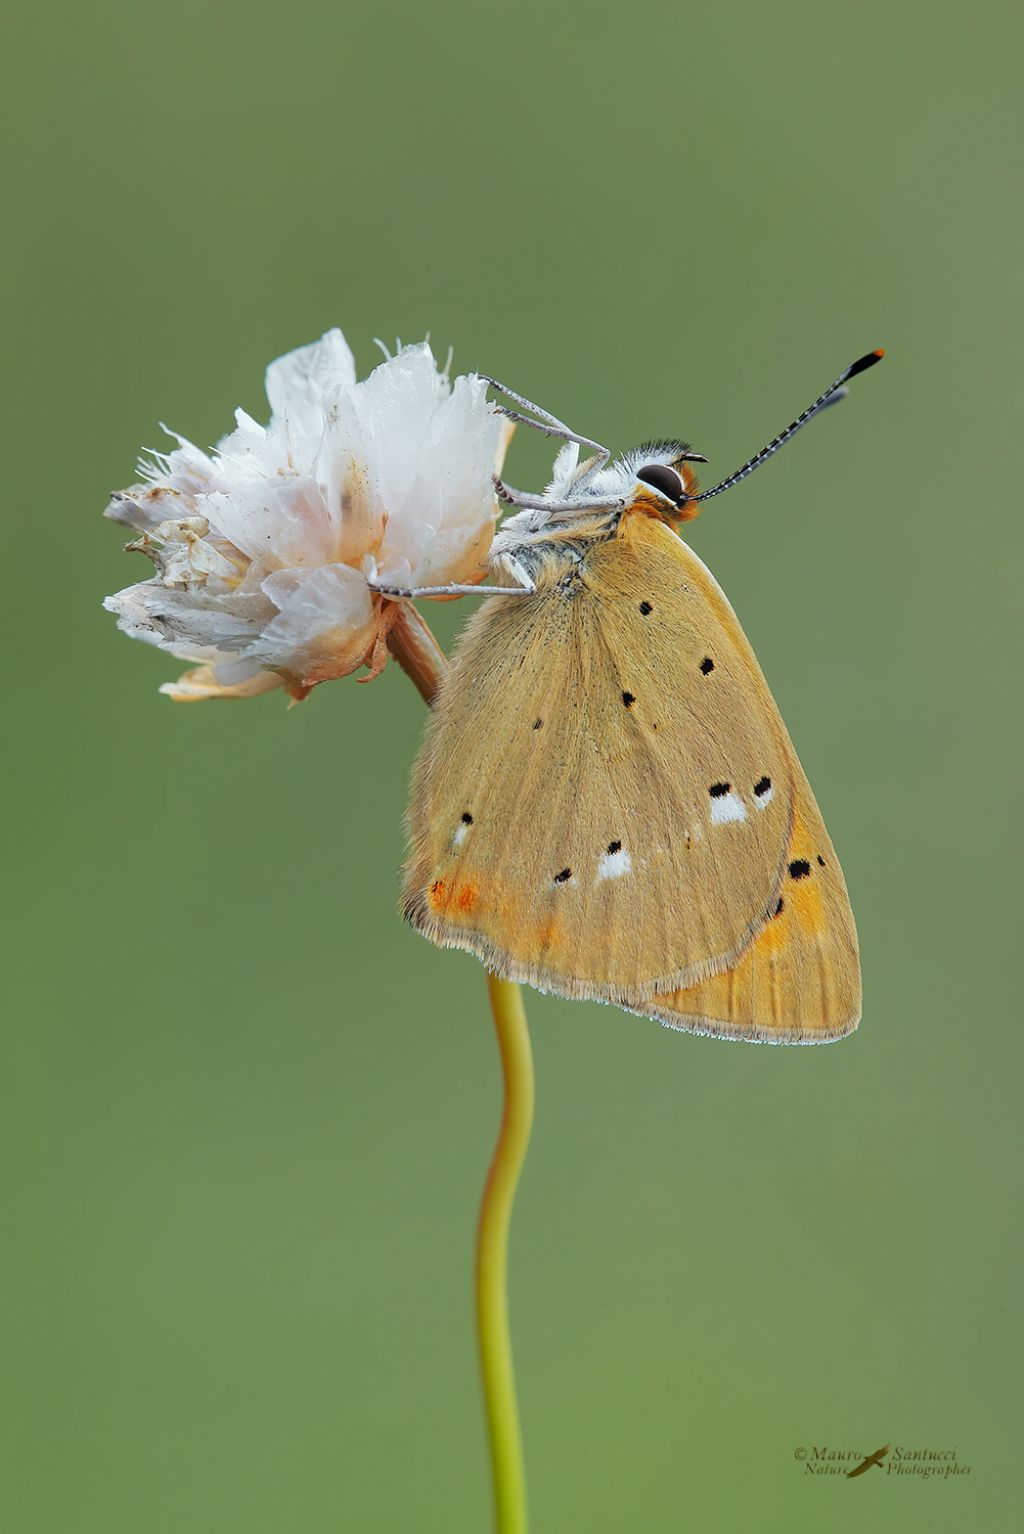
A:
[[489, 504, 625, 589]]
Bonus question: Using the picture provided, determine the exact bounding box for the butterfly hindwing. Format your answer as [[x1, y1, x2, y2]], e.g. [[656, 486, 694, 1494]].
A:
[[646, 750, 861, 1041], [404, 512, 798, 1003]]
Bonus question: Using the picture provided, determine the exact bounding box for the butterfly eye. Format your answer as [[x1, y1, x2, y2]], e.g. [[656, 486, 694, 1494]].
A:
[[635, 463, 685, 505]]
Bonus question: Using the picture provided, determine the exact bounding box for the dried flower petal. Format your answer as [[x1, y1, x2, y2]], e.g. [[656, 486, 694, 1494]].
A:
[[105, 329, 503, 699]]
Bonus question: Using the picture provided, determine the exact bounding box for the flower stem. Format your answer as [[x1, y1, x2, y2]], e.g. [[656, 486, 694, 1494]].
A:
[[478, 973, 534, 1534], [387, 604, 534, 1532], [386, 600, 448, 706]]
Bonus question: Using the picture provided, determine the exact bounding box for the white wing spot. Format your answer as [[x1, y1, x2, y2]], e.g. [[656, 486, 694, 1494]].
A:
[[710, 790, 747, 825], [597, 846, 632, 881], [754, 784, 773, 808], [453, 823, 469, 846]]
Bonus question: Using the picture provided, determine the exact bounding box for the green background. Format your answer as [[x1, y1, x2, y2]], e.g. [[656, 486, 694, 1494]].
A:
[[3, 1, 1019, 1529]]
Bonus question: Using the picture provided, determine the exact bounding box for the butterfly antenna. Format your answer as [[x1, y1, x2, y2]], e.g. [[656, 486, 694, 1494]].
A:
[[478, 374, 611, 465], [692, 349, 885, 505]]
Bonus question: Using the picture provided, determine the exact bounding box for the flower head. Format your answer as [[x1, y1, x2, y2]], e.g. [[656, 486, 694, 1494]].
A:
[[105, 330, 505, 699]]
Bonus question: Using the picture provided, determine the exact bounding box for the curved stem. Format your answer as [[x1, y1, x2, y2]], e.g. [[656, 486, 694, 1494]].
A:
[[477, 973, 534, 1534], [387, 604, 534, 1532]]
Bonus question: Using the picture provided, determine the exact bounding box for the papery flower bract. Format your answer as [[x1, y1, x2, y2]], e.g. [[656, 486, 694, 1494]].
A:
[[104, 330, 506, 699]]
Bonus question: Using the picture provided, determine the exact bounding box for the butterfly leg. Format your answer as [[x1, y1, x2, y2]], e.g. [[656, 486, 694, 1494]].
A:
[[367, 574, 536, 600], [478, 374, 611, 468], [493, 476, 626, 516]]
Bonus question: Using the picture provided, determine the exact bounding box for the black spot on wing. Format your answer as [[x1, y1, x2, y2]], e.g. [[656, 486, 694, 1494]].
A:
[[554, 867, 572, 884], [607, 840, 622, 854], [709, 782, 731, 797], [699, 656, 714, 675], [639, 601, 653, 615], [622, 691, 636, 708], [788, 859, 811, 880], [533, 718, 543, 730], [461, 812, 473, 824], [753, 775, 771, 798]]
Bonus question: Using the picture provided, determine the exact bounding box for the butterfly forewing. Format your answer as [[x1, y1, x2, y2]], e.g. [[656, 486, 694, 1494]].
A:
[[404, 513, 797, 1002]]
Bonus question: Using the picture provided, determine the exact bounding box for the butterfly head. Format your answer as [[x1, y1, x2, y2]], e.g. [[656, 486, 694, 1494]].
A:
[[542, 438, 705, 524], [627, 444, 706, 524]]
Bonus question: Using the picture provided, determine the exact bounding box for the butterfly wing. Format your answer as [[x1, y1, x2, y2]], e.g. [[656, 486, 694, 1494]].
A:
[[404, 512, 800, 1003], [645, 754, 861, 1041]]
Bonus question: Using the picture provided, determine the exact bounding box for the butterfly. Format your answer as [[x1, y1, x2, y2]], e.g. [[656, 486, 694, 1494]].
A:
[[373, 351, 883, 1043]]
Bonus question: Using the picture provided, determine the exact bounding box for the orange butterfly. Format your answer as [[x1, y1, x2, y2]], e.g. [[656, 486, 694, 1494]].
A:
[[374, 352, 883, 1042]]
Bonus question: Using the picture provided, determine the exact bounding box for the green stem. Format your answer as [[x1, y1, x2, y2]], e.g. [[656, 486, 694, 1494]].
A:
[[387, 606, 534, 1532], [477, 974, 534, 1534]]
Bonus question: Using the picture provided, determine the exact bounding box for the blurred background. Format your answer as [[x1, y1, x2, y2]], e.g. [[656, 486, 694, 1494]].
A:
[[2, 1, 1019, 1529]]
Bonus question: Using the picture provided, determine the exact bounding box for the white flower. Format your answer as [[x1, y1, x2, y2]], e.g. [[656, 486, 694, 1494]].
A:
[[105, 330, 506, 700]]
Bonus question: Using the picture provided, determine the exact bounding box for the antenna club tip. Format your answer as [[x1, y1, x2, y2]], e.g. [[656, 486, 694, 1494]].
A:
[[845, 348, 886, 381]]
